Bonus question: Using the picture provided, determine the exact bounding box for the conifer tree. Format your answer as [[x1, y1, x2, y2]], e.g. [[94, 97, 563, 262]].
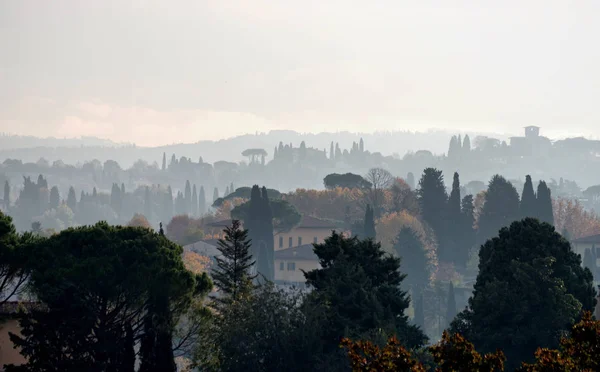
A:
[[49, 186, 60, 210], [477, 175, 520, 244], [212, 220, 256, 306], [394, 227, 429, 294], [162, 152, 166, 171], [458, 195, 476, 269], [184, 181, 192, 214], [363, 204, 376, 240], [3, 180, 9, 210], [536, 180, 554, 225], [520, 175, 537, 219], [67, 186, 77, 212], [463, 134, 471, 153], [446, 282, 457, 328], [163, 186, 174, 224], [359, 137, 364, 152], [230, 182, 234, 194], [144, 186, 152, 221], [330, 141, 335, 160], [198, 186, 206, 215], [213, 187, 219, 203], [445, 172, 462, 263], [192, 185, 198, 217], [417, 168, 448, 250]]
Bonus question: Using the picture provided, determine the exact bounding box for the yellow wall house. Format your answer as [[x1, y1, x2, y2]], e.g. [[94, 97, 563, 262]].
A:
[[274, 216, 339, 285], [571, 233, 600, 265]]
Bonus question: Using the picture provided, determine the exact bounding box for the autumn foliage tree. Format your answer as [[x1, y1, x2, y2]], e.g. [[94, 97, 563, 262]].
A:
[[341, 336, 425, 372]]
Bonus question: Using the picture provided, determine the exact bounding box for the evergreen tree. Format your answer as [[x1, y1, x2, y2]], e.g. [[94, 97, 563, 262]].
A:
[[163, 186, 173, 224], [175, 192, 185, 216], [458, 195, 476, 269], [261, 187, 275, 281], [363, 204, 376, 240], [121, 183, 125, 195], [184, 180, 192, 215], [445, 172, 462, 263], [451, 218, 596, 368], [192, 185, 198, 217], [67, 186, 77, 212], [198, 186, 206, 215], [359, 137, 364, 152], [213, 187, 219, 203], [463, 134, 471, 153], [49, 186, 60, 210], [446, 282, 457, 328], [3, 180, 9, 210], [144, 186, 152, 221], [406, 172, 415, 190], [447, 135, 460, 160], [305, 232, 427, 350], [212, 220, 256, 306], [413, 293, 425, 331], [330, 141, 335, 161], [394, 227, 429, 294], [536, 180, 554, 225], [245, 185, 274, 281], [477, 175, 520, 244], [110, 183, 121, 216], [520, 175, 537, 219], [274, 146, 278, 159], [169, 154, 176, 169], [417, 168, 448, 251], [335, 143, 342, 160], [230, 182, 234, 193], [162, 152, 166, 171]]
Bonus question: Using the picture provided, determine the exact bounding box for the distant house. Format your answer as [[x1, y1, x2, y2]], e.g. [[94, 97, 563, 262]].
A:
[[274, 215, 339, 251], [509, 126, 552, 157], [274, 244, 320, 286], [571, 233, 600, 263]]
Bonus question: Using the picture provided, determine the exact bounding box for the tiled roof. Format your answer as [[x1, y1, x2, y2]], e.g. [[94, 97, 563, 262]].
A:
[[275, 244, 319, 261], [572, 234, 600, 244], [297, 215, 339, 229]]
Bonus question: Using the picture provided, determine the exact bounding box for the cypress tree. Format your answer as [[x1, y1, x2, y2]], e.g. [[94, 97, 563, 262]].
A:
[[417, 168, 448, 250], [359, 137, 364, 152], [477, 175, 520, 244], [49, 186, 60, 210], [92, 187, 97, 199], [67, 186, 77, 212], [520, 175, 537, 219], [458, 195, 476, 269], [3, 180, 9, 210], [446, 281, 457, 328], [164, 186, 173, 223], [161, 152, 166, 171], [394, 227, 429, 294], [230, 182, 234, 193], [213, 187, 219, 203], [363, 204, 376, 240], [260, 186, 274, 281], [536, 181, 554, 225], [192, 185, 198, 217], [446, 172, 461, 263], [184, 181, 192, 214], [463, 134, 471, 153], [330, 141, 335, 160], [199, 186, 206, 215], [448, 135, 459, 160]]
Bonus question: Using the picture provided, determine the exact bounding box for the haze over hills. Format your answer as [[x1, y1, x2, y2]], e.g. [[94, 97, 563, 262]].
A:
[[0, 129, 511, 166]]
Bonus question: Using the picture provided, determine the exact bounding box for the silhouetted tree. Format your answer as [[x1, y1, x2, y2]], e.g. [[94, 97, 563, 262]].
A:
[[199, 186, 206, 215], [192, 185, 198, 217], [162, 152, 166, 171], [364, 204, 376, 240], [3, 181, 10, 210], [49, 186, 60, 210], [463, 134, 471, 153], [458, 195, 476, 269], [66, 186, 77, 213], [330, 141, 335, 161], [213, 187, 219, 203], [184, 180, 192, 215], [446, 172, 462, 263], [520, 175, 537, 219], [417, 168, 448, 251], [477, 175, 520, 244], [394, 227, 429, 294], [144, 186, 152, 221], [536, 181, 554, 225]]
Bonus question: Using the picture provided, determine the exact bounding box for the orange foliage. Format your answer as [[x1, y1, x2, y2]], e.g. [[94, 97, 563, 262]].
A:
[[213, 197, 246, 221], [430, 331, 505, 372], [341, 336, 425, 372], [284, 187, 367, 223], [182, 250, 211, 274], [553, 197, 600, 240], [127, 213, 152, 229]]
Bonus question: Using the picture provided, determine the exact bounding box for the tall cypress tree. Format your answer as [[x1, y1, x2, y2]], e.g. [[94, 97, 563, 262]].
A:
[[417, 168, 448, 251], [3, 181, 9, 210], [520, 175, 537, 219], [192, 185, 198, 217], [463, 134, 471, 153], [213, 187, 219, 203], [67, 186, 77, 212], [363, 204, 376, 240], [261, 187, 274, 281], [445, 172, 462, 263], [536, 181, 554, 225], [458, 195, 476, 269], [163, 186, 173, 224], [330, 141, 335, 161], [184, 181, 192, 215], [199, 186, 206, 215], [477, 175, 520, 244], [230, 182, 234, 194], [161, 152, 166, 171], [49, 186, 60, 210]]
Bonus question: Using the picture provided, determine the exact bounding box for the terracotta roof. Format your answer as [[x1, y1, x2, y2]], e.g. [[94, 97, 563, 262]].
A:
[[572, 234, 600, 244], [297, 215, 339, 229], [206, 219, 235, 228], [275, 244, 319, 261]]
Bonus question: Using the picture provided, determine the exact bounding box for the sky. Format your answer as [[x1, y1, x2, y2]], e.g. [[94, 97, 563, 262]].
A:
[[1, 1, 600, 146]]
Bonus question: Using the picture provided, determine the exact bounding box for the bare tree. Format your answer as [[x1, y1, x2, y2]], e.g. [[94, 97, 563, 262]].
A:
[[365, 168, 393, 216]]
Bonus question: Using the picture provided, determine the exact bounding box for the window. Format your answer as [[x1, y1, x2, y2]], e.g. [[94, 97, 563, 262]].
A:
[[279, 236, 283, 248], [288, 237, 293, 248], [279, 262, 284, 271], [313, 236, 318, 244], [298, 237, 302, 246], [287, 262, 296, 271]]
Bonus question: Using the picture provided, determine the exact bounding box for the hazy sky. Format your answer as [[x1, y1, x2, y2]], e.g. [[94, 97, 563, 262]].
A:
[[2, 1, 600, 146]]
